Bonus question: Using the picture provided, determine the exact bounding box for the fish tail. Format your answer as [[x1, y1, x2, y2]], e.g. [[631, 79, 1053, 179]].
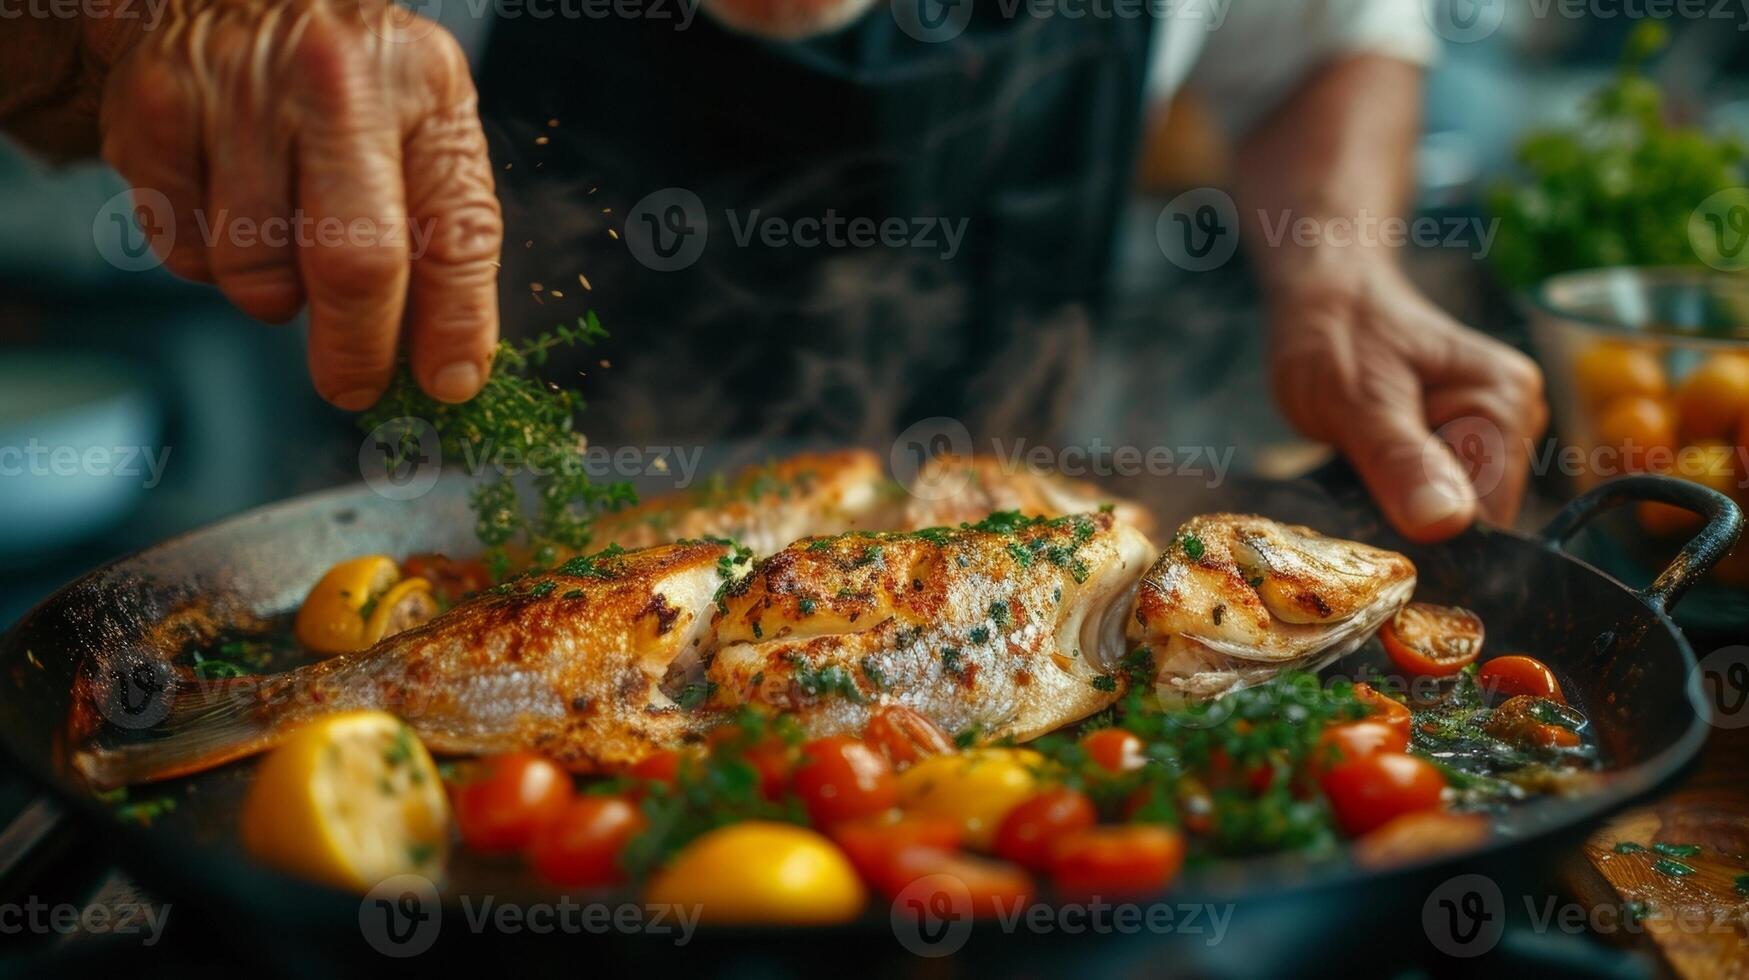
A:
[[73, 673, 310, 789]]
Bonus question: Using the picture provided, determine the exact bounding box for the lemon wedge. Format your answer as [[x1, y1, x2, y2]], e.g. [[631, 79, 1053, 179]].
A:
[[241, 711, 450, 891]]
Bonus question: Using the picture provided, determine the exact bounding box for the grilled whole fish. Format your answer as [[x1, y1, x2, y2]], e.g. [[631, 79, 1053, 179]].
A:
[[706, 511, 1157, 743], [74, 541, 749, 788], [903, 454, 1157, 538], [1129, 514, 1416, 703], [585, 450, 901, 556]]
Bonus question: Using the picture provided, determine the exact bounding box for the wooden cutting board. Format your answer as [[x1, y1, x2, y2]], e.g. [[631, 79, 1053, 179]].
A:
[[1561, 723, 1749, 976]]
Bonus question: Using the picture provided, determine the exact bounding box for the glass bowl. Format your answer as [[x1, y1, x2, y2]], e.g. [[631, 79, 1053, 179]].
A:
[[1525, 267, 1749, 630]]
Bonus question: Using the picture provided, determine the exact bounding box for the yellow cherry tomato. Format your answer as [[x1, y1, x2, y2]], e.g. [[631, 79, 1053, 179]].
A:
[[241, 711, 450, 892], [644, 823, 865, 925], [894, 748, 1048, 850], [1573, 342, 1667, 408], [1594, 395, 1678, 472], [1674, 353, 1749, 441], [1637, 441, 1742, 536]]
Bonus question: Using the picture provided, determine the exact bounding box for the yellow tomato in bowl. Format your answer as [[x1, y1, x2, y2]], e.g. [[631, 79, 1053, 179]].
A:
[[1675, 353, 1749, 441], [1574, 342, 1667, 408]]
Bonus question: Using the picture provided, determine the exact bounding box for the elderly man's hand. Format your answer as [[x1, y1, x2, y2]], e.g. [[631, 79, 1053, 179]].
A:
[[1268, 263, 1548, 543], [96, 0, 501, 408]]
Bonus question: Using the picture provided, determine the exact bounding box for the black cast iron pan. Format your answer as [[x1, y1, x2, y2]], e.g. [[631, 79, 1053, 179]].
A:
[[0, 465, 1739, 977]]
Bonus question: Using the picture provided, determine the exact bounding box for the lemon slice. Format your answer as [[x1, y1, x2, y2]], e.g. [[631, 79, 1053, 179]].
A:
[[294, 556, 401, 655], [241, 711, 450, 892]]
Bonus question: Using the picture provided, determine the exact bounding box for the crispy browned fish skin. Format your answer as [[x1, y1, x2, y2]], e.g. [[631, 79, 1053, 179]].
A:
[[707, 512, 1157, 744], [903, 454, 1157, 538], [585, 450, 902, 556], [1130, 514, 1416, 702], [73, 541, 742, 788]]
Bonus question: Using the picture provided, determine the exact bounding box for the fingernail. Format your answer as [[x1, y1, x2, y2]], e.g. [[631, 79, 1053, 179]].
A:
[[1405, 483, 1464, 529], [430, 362, 482, 403], [334, 389, 382, 411]]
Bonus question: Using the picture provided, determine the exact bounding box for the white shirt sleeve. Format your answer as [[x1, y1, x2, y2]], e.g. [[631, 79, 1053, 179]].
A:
[[1156, 0, 1440, 137]]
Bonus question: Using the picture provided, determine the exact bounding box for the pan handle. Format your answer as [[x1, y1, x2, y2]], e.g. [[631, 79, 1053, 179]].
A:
[[1539, 475, 1744, 615]]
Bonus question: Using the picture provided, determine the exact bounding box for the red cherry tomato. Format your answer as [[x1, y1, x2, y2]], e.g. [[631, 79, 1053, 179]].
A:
[[1208, 748, 1277, 793], [527, 795, 644, 887], [1478, 655, 1564, 703], [793, 736, 896, 826], [864, 705, 953, 768], [1352, 682, 1413, 739], [1049, 826, 1186, 901], [1314, 720, 1410, 773], [993, 788, 1097, 871], [883, 847, 1036, 919], [1080, 729, 1146, 774], [451, 752, 574, 853], [1320, 752, 1447, 836], [830, 815, 962, 892], [1380, 603, 1484, 677], [743, 738, 797, 800], [626, 750, 683, 788], [399, 554, 492, 604]]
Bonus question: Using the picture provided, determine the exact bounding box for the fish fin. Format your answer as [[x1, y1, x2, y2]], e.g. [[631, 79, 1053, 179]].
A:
[[72, 675, 290, 789]]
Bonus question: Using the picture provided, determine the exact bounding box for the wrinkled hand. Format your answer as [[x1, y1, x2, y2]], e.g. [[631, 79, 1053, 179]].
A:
[[1269, 265, 1548, 543], [98, 0, 501, 408]]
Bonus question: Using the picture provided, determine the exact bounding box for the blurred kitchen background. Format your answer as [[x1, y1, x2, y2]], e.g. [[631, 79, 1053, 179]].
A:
[[4, 3, 1749, 629]]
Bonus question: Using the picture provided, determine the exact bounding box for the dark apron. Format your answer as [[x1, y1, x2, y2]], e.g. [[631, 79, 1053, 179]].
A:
[[477, 1, 1153, 447]]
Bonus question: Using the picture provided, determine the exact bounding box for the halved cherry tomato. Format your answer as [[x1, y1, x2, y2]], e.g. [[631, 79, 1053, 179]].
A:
[[1483, 696, 1583, 749], [1352, 682, 1413, 739], [882, 846, 1035, 918], [1314, 720, 1409, 773], [830, 814, 962, 892], [400, 554, 492, 605], [1380, 603, 1484, 677], [793, 736, 896, 826], [1049, 826, 1186, 901], [993, 788, 1097, 871], [1477, 655, 1564, 703], [528, 795, 644, 887], [864, 705, 952, 768], [1080, 729, 1146, 774], [451, 752, 574, 853], [1319, 752, 1446, 836]]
